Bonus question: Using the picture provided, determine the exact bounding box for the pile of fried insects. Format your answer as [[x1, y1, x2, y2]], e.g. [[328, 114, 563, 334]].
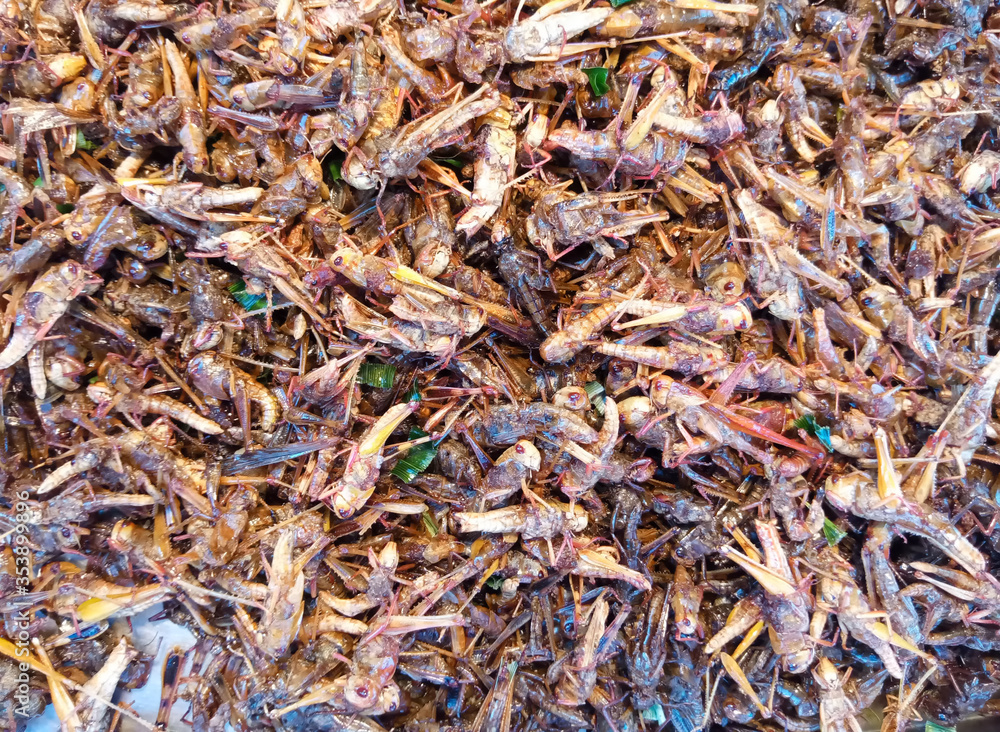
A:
[[5, 0, 1000, 728]]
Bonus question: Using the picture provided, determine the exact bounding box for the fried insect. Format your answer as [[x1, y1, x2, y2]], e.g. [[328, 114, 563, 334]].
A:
[[6, 0, 1000, 728], [0, 261, 93, 369]]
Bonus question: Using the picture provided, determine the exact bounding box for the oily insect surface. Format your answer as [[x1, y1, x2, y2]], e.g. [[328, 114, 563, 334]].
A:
[[3, 0, 1000, 730]]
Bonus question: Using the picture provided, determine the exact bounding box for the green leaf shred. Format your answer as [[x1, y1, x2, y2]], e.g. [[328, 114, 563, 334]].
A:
[[403, 381, 421, 402], [357, 361, 397, 389], [925, 724, 956, 732], [823, 518, 847, 547], [582, 67, 611, 97], [793, 413, 832, 450], [421, 510, 438, 537], [390, 427, 437, 483], [584, 381, 606, 416], [228, 279, 266, 312], [76, 130, 97, 151]]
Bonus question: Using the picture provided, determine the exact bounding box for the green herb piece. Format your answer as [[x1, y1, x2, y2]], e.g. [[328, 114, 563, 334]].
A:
[[792, 413, 832, 450], [76, 130, 96, 151], [925, 724, 956, 732], [792, 414, 817, 433], [432, 157, 463, 168], [421, 510, 438, 537], [56, 203, 75, 214], [390, 427, 438, 483], [33, 177, 43, 187], [610, 0, 635, 7], [582, 67, 610, 97], [403, 381, 421, 402], [358, 361, 397, 389], [823, 518, 847, 546], [485, 575, 505, 591], [327, 159, 342, 181], [227, 279, 266, 312], [584, 381, 606, 416], [641, 704, 666, 725]]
